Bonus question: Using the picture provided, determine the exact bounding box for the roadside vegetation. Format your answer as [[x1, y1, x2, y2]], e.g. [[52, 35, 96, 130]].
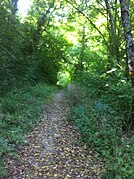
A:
[[0, 83, 57, 177], [0, 0, 134, 178], [67, 73, 134, 178]]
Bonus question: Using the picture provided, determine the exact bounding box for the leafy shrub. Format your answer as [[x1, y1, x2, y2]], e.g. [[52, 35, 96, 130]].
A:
[[0, 83, 56, 157], [67, 73, 133, 178], [0, 83, 56, 145]]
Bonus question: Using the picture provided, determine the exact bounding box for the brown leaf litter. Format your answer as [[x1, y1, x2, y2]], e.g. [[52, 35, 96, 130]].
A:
[[5, 90, 104, 179]]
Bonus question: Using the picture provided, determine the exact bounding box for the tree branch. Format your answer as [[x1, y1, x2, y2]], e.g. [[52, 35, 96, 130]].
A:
[[66, 0, 107, 43]]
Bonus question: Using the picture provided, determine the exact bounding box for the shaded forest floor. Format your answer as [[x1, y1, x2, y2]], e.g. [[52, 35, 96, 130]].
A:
[[5, 90, 104, 179]]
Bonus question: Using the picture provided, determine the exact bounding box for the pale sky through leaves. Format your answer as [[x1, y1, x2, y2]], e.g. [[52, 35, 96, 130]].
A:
[[18, 0, 32, 17]]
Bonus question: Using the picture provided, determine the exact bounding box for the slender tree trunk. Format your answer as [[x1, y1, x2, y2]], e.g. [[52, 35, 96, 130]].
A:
[[104, 0, 120, 64], [104, 0, 116, 35], [120, 0, 134, 127]]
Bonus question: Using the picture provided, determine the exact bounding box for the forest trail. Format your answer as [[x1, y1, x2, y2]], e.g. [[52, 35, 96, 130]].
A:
[[6, 90, 104, 179]]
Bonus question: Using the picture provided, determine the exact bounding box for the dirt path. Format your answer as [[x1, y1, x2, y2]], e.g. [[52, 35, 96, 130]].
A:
[[6, 90, 103, 179]]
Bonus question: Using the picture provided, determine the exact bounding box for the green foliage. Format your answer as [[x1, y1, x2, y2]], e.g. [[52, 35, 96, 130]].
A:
[[67, 73, 133, 178], [0, 83, 57, 177], [57, 71, 71, 87], [0, 1, 72, 95], [0, 158, 8, 178], [0, 0, 134, 178], [34, 30, 71, 84], [0, 137, 13, 156], [0, 2, 21, 93], [0, 83, 56, 152], [1, 83, 56, 141]]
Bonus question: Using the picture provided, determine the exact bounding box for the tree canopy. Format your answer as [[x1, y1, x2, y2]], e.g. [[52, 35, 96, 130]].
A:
[[0, 0, 134, 178]]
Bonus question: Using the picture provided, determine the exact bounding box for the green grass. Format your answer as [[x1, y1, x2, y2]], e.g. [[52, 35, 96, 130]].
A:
[[67, 74, 134, 179], [0, 83, 57, 178]]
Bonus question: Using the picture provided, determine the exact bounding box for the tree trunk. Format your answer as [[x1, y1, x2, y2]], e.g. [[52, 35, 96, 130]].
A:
[[120, 0, 134, 127], [104, 0, 120, 64]]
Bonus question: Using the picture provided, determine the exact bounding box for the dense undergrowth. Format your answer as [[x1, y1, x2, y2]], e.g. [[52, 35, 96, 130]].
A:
[[67, 73, 134, 179], [0, 83, 57, 177]]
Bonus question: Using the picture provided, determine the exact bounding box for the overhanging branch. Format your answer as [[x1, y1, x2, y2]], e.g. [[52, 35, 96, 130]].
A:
[[66, 0, 107, 43]]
